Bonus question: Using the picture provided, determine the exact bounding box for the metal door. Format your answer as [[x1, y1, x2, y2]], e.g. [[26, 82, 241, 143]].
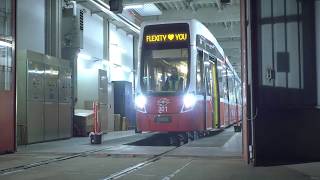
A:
[[27, 60, 45, 143], [248, 0, 320, 165], [98, 69, 108, 132], [44, 64, 59, 140], [58, 64, 72, 138]]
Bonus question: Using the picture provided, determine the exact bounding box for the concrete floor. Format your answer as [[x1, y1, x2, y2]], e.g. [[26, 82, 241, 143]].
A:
[[0, 128, 320, 180]]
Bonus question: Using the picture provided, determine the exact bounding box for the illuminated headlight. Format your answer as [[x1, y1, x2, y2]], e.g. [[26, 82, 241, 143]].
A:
[[183, 93, 196, 111], [135, 95, 147, 112]]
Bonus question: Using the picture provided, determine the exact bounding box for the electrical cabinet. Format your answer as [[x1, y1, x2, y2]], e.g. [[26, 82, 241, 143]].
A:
[[112, 81, 135, 129], [44, 57, 59, 141], [17, 50, 73, 144], [59, 60, 72, 138]]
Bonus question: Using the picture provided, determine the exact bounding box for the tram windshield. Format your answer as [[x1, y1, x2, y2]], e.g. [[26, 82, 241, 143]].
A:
[[141, 48, 189, 93]]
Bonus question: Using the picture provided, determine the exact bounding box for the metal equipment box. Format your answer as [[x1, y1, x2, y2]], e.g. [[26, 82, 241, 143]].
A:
[[17, 50, 73, 144]]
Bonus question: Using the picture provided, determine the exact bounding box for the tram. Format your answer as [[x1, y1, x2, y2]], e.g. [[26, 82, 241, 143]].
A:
[[135, 19, 242, 137]]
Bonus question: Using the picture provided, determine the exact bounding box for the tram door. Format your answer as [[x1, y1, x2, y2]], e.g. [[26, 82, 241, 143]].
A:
[[204, 53, 219, 129]]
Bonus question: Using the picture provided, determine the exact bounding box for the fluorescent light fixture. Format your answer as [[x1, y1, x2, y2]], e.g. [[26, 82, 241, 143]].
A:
[[28, 70, 45, 74], [217, 66, 223, 70], [122, 66, 131, 72], [124, 4, 143, 9], [78, 53, 92, 60], [0, 40, 12, 48]]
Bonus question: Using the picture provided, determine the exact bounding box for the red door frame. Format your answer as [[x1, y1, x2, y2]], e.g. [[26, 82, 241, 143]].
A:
[[0, 0, 16, 154]]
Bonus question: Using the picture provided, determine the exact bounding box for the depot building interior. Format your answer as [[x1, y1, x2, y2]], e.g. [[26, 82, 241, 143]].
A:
[[1, 0, 320, 179]]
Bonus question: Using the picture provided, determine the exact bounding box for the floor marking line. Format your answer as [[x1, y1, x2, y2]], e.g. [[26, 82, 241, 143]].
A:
[[162, 160, 193, 180], [101, 147, 178, 180]]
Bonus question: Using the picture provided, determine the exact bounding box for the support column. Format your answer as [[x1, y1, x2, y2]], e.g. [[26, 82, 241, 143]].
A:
[[45, 0, 62, 58], [103, 17, 109, 61]]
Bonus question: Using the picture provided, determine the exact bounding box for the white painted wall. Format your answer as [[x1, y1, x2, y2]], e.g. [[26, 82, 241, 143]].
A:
[[81, 5, 104, 59], [76, 5, 104, 109], [17, 0, 45, 53], [316, 0, 320, 106], [76, 5, 134, 108], [109, 23, 134, 83]]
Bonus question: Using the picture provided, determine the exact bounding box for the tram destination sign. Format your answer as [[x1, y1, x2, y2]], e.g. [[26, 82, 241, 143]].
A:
[[145, 33, 188, 43], [142, 23, 190, 49]]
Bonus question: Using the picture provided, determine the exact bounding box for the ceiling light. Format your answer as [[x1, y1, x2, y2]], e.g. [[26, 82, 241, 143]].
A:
[[0, 40, 12, 48], [123, 4, 143, 9], [78, 53, 92, 60]]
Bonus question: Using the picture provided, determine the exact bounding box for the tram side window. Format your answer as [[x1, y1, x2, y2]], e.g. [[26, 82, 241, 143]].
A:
[[217, 63, 228, 99], [217, 62, 223, 98], [228, 73, 236, 104], [196, 51, 204, 94], [237, 81, 242, 105]]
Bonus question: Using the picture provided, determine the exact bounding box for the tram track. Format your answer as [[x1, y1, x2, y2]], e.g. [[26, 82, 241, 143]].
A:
[[101, 129, 226, 179], [0, 146, 116, 175], [0, 133, 156, 176], [102, 145, 180, 180], [0, 130, 225, 177]]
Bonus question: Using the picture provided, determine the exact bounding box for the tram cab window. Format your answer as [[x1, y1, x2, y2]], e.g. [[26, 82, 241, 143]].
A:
[[141, 48, 189, 93]]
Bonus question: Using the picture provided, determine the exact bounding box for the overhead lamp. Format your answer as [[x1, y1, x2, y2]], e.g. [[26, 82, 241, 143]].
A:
[[0, 40, 12, 48], [77, 53, 92, 60], [123, 4, 144, 9]]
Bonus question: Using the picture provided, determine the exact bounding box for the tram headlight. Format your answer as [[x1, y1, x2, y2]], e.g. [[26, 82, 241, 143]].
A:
[[182, 93, 196, 111], [135, 95, 147, 113]]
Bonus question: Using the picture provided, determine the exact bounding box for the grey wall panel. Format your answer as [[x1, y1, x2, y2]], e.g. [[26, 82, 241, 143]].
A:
[[286, 0, 298, 16], [44, 103, 59, 140], [27, 102, 44, 143], [17, 0, 45, 53], [261, 24, 273, 86], [287, 22, 300, 89], [274, 23, 286, 88], [59, 103, 72, 138], [260, 0, 271, 18], [273, 0, 285, 17]]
